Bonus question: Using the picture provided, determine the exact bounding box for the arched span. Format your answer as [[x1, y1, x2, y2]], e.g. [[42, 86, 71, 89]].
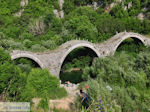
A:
[[113, 32, 147, 53], [11, 53, 44, 68], [58, 43, 100, 77]]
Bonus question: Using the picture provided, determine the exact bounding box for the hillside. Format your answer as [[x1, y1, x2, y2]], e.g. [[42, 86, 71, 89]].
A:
[[0, 0, 150, 52], [0, 0, 150, 112]]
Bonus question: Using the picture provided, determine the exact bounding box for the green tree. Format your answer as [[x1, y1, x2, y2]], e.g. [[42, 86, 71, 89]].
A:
[[24, 69, 61, 99], [96, 14, 125, 40], [110, 4, 129, 18], [65, 15, 98, 42], [0, 48, 22, 95]]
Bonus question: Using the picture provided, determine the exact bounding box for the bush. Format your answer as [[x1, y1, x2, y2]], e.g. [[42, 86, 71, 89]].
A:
[[6, 72, 27, 101], [0, 32, 5, 39], [38, 97, 49, 111], [4, 25, 21, 39], [63, 0, 76, 15], [44, 13, 63, 33], [24, 69, 62, 98], [122, 17, 150, 34], [41, 40, 57, 50], [13, 57, 40, 74], [66, 7, 99, 25], [86, 79, 99, 99], [81, 50, 150, 111], [23, 0, 54, 18], [65, 15, 98, 41], [31, 44, 47, 52], [110, 4, 129, 18], [29, 18, 46, 37], [19, 32, 35, 41], [0, 0, 21, 16], [23, 39, 33, 49], [96, 15, 125, 37], [96, 7, 105, 15], [0, 48, 25, 100], [0, 48, 11, 64], [17, 64, 32, 74]]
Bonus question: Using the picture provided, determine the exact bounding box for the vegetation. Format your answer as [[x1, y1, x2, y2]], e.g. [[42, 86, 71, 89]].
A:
[[0, 0, 150, 52], [79, 49, 150, 111], [1, 0, 150, 111], [60, 47, 97, 84], [0, 48, 21, 94], [0, 48, 67, 108]]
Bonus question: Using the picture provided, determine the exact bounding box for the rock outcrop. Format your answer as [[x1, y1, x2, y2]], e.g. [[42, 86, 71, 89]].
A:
[[14, 0, 29, 17]]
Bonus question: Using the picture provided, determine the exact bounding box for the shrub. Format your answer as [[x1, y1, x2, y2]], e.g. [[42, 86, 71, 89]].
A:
[[38, 97, 49, 111], [42, 40, 57, 50], [23, 0, 54, 18], [0, 32, 5, 39], [24, 69, 60, 98], [110, 4, 129, 18], [0, 39, 10, 50], [8, 40, 23, 50], [23, 39, 33, 49], [66, 7, 99, 25], [0, 48, 24, 96], [31, 44, 47, 52], [4, 26, 21, 39], [96, 7, 105, 15], [86, 79, 99, 99], [19, 32, 35, 40], [63, 0, 76, 15], [29, 18, 46, 37], [6, 72, 27, 101], [74, 0, 92, 6], [0, 0, 21, 16], [65, 15, 98, 41], [44, 13, 63, 33], [81, 50, 150, 111], [0, 48, 11, 64], [96, 16, 125, 36]]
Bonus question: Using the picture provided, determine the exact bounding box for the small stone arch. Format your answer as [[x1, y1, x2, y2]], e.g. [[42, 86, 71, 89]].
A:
[[113, 32, 146, 54], [58, 43, 100, 77], [11, 53, 44, 68]]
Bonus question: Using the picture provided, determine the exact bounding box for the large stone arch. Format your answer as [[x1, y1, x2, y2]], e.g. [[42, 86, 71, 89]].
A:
[[11, 52, 44, 69], [112, 32, 147, 54], [9, 32, 150, 78], [58, 42, 100, 77]]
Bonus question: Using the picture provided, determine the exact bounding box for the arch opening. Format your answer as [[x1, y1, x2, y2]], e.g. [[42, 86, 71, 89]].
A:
[[60, 47, 98, 84], [13, 57, 41, 74], [115, 37, 146, 55]]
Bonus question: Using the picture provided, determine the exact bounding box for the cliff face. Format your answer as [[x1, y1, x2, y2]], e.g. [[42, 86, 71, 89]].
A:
[[20, 0, 28, 7], [14, 0, 28, 17], [13, 0, 148, 20]]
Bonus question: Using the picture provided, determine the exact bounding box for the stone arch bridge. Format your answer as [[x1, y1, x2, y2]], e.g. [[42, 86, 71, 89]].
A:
[[11, 32, 150, 77]]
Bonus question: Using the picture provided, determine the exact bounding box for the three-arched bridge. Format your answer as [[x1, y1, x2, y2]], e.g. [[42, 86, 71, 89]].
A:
[[11, 32, 150, 77]]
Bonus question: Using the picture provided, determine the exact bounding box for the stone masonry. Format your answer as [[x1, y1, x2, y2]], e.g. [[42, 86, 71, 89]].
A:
[[10, 32, 150, 78]]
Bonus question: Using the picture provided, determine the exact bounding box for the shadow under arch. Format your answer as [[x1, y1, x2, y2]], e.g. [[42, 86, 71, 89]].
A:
[[115, 37, 146, 54], [113, 34, 146, 54], [59, 43, 100, 76], [59, 44, 99, 83], [11, 53, 44, 69]]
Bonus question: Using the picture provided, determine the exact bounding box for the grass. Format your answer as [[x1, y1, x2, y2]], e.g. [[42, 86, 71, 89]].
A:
[[49, 87, 68, 100]]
